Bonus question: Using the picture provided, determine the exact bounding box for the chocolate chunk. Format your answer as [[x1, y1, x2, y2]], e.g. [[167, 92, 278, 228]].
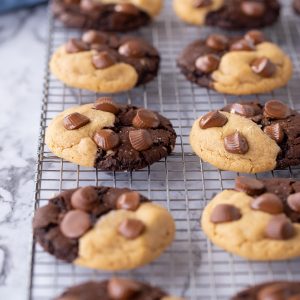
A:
[[251, 193, 284, 214], [118, 219, 145, 239], [287, 193, 300, 213], [114, 3, 139, 16], [119, 40, 146, 58], [33, 204, 60, 229], [93, 129, 120, 151], [241, 1, 266, 17], [129, 129, 153, 151], [63, 112, 90, 130], [229, 103, 256, 117], [264, 100, 291, 119], [210, 204, 241, 224], [235, 176, 265, 196], [224, 132, 249, 154], [206, 34, 229, 51], [199, 111, 228, 129], [230, 39, 255, 51], [116, 192, 140, 211], [132, 109, 160, 129], [82, 30, 106, 44], [195, 54, 220, 73], [80, 0, 98, 12], [265, 215, 295, 240], [107, 278, 141, 300], [65, 38, 89, 53], [244, 30, 265, 45], [263, 123, 284, 143], [71, 186, 98, 212], [92, 51, 116, 69], [60, 210, 91, 239], [192, 0, 212, 8], [93, 97, 120, 114], [251, 57, 276, 78]]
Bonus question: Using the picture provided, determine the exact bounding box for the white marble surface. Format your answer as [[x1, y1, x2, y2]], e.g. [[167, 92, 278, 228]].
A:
[[0, 5, 48, 300]]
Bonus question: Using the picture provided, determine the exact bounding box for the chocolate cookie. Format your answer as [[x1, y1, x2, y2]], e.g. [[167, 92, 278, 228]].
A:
[[202, 177, 300, 260], [177, 31, 292, 95], [293, 0, 300, 14], [52, 0, 163, 32], [190, 100, 300, 173], [173, 0, 280, 29], [50, 31, 160, 93], [33, 186, 175, 270], [45, 99, 176, 171], [232, 281, 300, 299]]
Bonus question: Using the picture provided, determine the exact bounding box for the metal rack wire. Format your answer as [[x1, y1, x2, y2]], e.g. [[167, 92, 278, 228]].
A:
[[29, 1, 300, 299]]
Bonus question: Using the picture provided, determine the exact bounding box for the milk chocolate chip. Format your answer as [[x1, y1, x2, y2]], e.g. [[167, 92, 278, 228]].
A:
[[133, 109, 160, 129], [224, 132, 249, 154], [94, 97, 119, 114], [264, 100, 291, 119], [115, 3, 139, 15], [251, 57, 276, 78], [107, 278, 141, 300], [116, 191, 140, 211], [63, 112, 90, 130], [245, 30, 265, 45], [230, 39, 255, 51], [65, 38, 89, 53], [199, 111, 228, 129], [235, 176, 265, 196], [206, 34, 229, 51], [93, 129, 120, 151], [210, 204, 241, 224], [241, 1, 266, 17], [119, 40, 146, 58], [265, 215, 295, 240], [118, 219, 145, 239], [287, 193, 300, 213], [82, 30, 106, 44], [71, 186, 98, 212], [195, 54, 220, 73], [263, 123, 284, 143], [251, 193, 284, 214], [129, 129, 153, 151], [229, 103, 256, 117], [92, 51, 116, 69]]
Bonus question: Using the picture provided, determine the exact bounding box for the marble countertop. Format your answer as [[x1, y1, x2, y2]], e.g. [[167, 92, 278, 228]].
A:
[[0, 5, 47, 300]]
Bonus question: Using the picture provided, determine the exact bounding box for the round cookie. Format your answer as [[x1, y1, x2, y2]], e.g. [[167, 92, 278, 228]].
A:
[[177, 31, 292, 95], [190, 100, 300, 173], [52, 0, 163, 32], [33, 186, 175, 270], [45, 99, 176, 171], [232, 281, 300, 300], [173, 0, 280, 29], [50, 31, 160, 93], [202, 176, 300, 260]]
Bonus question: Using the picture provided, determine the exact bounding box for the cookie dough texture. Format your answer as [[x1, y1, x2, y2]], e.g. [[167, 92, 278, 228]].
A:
[[189, 112, 280, 173], [202, 190, 300, 260], [76, 202, 175, 270]]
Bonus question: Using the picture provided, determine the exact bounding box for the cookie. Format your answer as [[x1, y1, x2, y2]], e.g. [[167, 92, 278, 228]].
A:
[[232, 281, 300, 300], [33, 186, 175, 270], [177, 31, 292, 95], [45, 99, 176, 171], [52, 0, 163, 32], [173, 0, 280, 29], [294, 0, 300, 14], [202, 176, 300, 260], [190, 100, 300, 173], [50, 31, 160, 93]]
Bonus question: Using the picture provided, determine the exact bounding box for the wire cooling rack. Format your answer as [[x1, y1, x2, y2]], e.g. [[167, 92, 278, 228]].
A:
[[29, 1, 300, 299]]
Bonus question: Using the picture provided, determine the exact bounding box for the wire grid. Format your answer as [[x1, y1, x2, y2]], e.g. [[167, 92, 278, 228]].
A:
[[29, 1, 300, 299]]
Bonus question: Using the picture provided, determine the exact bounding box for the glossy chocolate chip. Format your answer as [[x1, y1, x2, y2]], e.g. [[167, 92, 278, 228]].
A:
[[206, 34, 229, 51], [195, 54, 220, 73], [118, 219, 145, 239], [230, 39, 255, 51], [107, 278, 141, 300], [60, 210, 91, 239], [82, 30, 106, 44], [33, 204, 60, 229], [93, 129, 120, 151], [258, 283, 300, 300], [118, 40, 146, 58], [133, 109, 160, 129], [263, 123, 284, 143], [265, 215, 295, 240], [229, 103, 256, 117], [224, 132, 249, 155], [129, 129, 153, 151], [93, 97, 120, 114], [92, 51, 116, 69], [199, 111, 228, 129], [245, 30, 265, 45], [192, 0, 212, 8], [235, 176, 265, 196], [210, 204, 241, 224], [241, 1, 266, 17], [80, 0, 98, 12], [251, 57, 276, 78], [63, 112, 90, 130], [251, 193, 284, 214], [116, 191, 140, 211], [114, 3, 139, 15], [71, 186, 98, 212], [264, 100, 291, 119], [65, 38, 89, 53], [287, 193, 300, 213]]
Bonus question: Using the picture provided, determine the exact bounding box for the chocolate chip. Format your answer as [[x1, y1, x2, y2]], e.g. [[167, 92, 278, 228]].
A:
[[263, 123, 284, 143], [241, 1, 266, 17], [129, 129, 153, 151], [107, 277, 141, 300], [63, 112, 90, 130], [93, 97, 119, 114], [287, 193, 300, 213], [251, 57, 276, 78], [206, 34, 229, 51], [64, 0, 80, 4], [245, 30, 265, 45], [251, 193, 283, 214], [230, 39, 255, 51], [264, 100, 291, 119], [132, 109, 160, 129], [60, 210, 91, 239], [82, 30, 106, 44], [265, 215, 295, 240], [199, 111, 228, 129], [192, 0, 212, 8], [92, 51, 116, 69], [114, 3, 139, 15], [224, 132, 249, 155], [93, 129, 120, 151], [258, 283, 299, 300], [235, 176, 265, 196], [195, 54, 220, 73], [80, 0, 98, 12], [71, 186, 98, 212], [33, 204, 60, 229], [118, 219, 145, 239], [118, 40, 146, 58], [116, 191, 140, 211], [229, 103, 256, 117], [65, 38, 89, 53], [210, 204, 241, 224]]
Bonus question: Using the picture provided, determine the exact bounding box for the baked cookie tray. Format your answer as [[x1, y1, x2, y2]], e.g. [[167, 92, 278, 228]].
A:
[[29, 0, 300, 299]]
